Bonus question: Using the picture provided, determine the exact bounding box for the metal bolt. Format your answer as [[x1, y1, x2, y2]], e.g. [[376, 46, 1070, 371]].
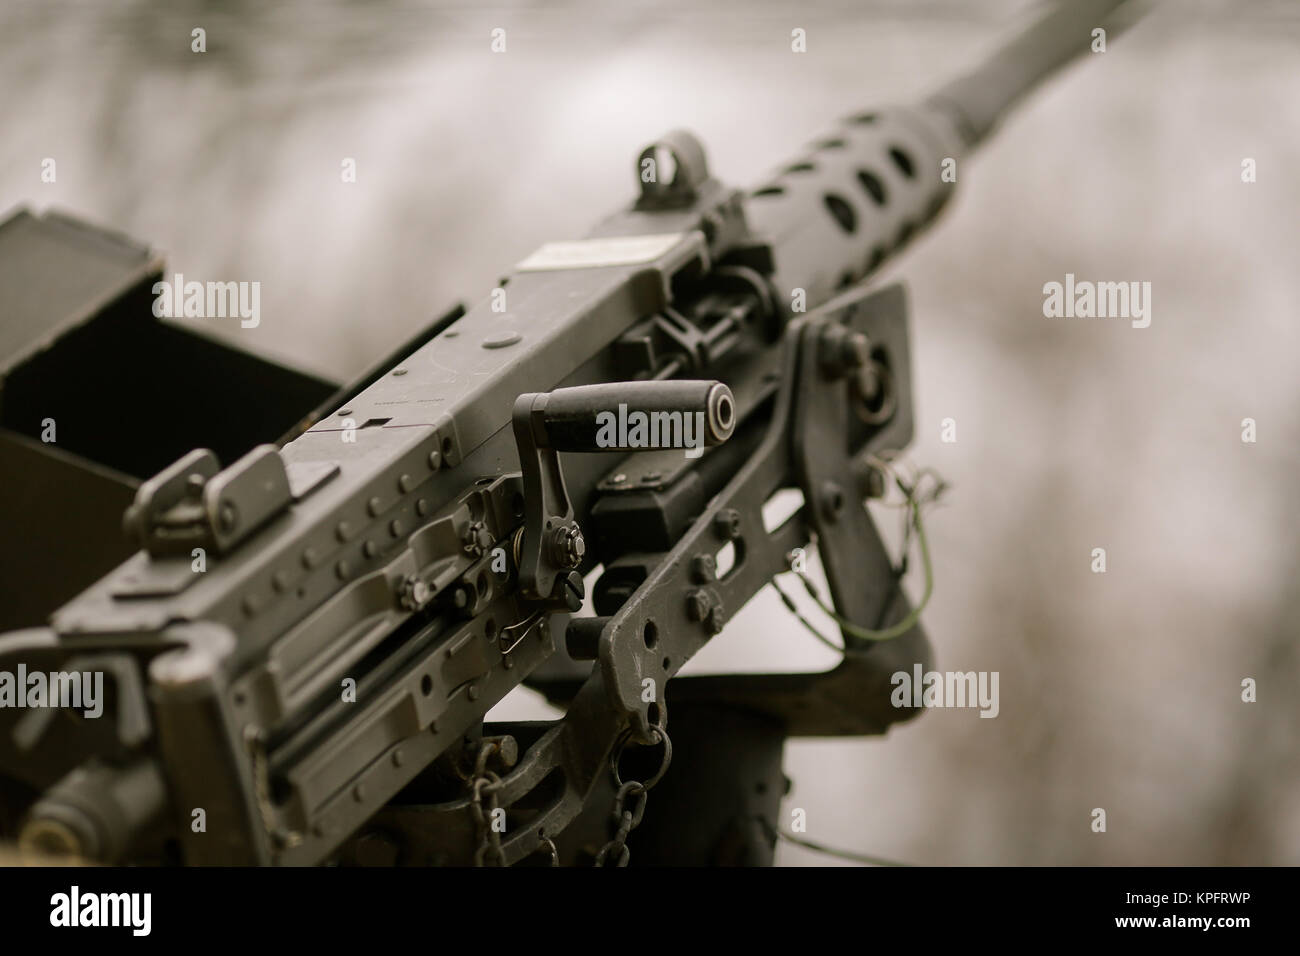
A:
[[398, 575, 432, 612], [495, 737, 520, 768], [854, 364, 882, 404], [706, 604, 726, 635], [463, 521, 492, 558], [690, 554, 716, 583], [713, 509, 741, 540], [548, 524, 586, 568], [818, 325, 870, 378], [685, 590, 711, 622]]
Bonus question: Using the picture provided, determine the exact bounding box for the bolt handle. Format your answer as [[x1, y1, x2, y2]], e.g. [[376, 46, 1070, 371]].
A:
[[517, 380, 735, 454]]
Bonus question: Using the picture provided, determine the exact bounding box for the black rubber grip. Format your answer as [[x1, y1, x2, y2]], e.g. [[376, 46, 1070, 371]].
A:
[[527, 380, 735, 453]]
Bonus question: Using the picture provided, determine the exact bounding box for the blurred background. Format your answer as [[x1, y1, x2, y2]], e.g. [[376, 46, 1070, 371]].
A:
[[2, 0, 1297, 864]]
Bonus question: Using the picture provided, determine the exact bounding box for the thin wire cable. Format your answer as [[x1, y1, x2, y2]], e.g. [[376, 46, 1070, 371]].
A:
[[759, 817, 910, 867], [772, 454, 947, 646]]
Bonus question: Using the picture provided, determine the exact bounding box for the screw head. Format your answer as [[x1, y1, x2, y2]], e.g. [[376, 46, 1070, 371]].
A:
[[706, 604, 726, 635]]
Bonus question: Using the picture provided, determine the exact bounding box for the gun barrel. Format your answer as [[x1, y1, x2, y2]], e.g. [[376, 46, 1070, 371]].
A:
[[928, 0, 1133, 148], [744, 0, 1137, 310]]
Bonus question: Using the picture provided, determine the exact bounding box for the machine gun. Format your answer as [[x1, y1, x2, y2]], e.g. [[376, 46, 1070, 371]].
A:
[[0, 0, 1139, 865]]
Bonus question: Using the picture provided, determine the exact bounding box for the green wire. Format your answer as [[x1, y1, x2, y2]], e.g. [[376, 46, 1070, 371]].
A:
[[772, 470, 938, 646]]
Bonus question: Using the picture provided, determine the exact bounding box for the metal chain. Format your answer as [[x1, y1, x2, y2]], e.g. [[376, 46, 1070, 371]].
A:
[[594, 724, 672, 867], [468, 741, 507, 867]]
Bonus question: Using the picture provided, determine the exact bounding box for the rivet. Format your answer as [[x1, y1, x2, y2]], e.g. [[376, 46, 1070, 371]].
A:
[[481, 330, 522, 349], [367, 496, 382, 517], [398, 473, 416, 493]]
